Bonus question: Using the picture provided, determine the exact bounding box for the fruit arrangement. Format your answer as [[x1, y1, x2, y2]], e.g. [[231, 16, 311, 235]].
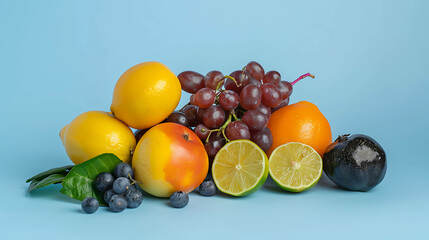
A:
[[26, 60, 387, 213]]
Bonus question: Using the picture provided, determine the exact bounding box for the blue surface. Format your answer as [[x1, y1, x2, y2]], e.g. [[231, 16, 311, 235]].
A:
[[1, 0, 428, 239]]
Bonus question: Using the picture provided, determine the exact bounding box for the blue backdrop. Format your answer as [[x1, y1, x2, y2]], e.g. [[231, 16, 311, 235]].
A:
[[1, 0, 428, 239]]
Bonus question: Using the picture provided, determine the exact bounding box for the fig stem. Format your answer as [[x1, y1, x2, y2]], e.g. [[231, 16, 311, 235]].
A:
[[291, 73, 315, 86]]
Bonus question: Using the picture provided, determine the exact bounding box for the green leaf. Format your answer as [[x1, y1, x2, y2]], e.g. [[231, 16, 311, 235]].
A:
[[60, 153, 122, 206], [26, 165, 74, 183], [27, 173, 66, 193]]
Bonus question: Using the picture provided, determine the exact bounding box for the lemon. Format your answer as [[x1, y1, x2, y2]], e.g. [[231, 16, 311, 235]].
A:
[[269, 142, 322, 192], [60, 111, 136, 165], [212, 140, 268, 197], [110, 61, 182, 129]]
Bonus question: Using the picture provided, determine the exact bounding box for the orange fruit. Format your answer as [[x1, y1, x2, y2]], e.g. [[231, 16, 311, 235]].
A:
[[267, 101, 332, 157]]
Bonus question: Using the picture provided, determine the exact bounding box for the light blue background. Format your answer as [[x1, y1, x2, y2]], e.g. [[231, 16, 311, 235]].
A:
[[1, 0, 428, 239]]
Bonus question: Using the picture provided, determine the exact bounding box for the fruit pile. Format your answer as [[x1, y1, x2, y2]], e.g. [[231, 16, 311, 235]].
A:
[[26, 60, 387, 214]]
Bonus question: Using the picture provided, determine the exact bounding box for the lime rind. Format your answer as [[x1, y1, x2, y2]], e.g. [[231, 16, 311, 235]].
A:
[[269, 142, 323, 192], [212, 140, 268, 197]]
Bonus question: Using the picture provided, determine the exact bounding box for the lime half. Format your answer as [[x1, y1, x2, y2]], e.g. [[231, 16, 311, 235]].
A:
[[212, 140, 268, 196], [269, 142, 322, 192]]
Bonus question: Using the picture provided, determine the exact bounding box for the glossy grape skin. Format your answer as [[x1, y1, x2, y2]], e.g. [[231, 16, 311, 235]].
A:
[[278, 81, 293, 100], [205, 132, 226, 157], [194, 88, 216, 108], [203, 106, 225, 128], [112, 177, 130, 194], [271, 98, 290, 113], [197, 107, 206, 123], [165, 111, 189, 128], [199, 179, 217, 196], [125, 189, 143, 208], [260, 83, 282, 107], [225, 121, 251, 140], [256, 104, 271, 119], [134, 129, 149, 143], [249, 77, 262, 87], [181, 105, 199, 127], [242, 110, 268, 131], [239, 84, 262, 110], [218, 90, 239, 111], [177, 71, 205, 94], [245, 61, 265, 80], [251, 127, 273, 152], [194, 124, 210, 141], [204, 71, 224, 90], [224, 70, 250, 93], [263, 71, 281, 85]]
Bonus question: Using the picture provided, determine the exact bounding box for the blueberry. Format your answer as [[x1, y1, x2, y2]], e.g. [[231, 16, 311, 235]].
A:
[[199, 179, 217, 196], [95, 172, 114, 192], [104, 189, 115, 203], [125, 190, 143, 208], [109, 195, 127, 212], [112, 177, 130, 194], [113, 163, 134, 179], [81, 197, 99, 214], [169, 191, 189, 208]]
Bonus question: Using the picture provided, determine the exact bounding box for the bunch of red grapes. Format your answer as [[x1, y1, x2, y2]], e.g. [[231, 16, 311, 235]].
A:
[[164, 61, 314, 158]]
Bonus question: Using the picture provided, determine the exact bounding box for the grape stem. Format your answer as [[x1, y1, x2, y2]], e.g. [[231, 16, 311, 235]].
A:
[[204, 113, 232, 143], [291, 73, 315, 86], [224, 75, 240, 87]]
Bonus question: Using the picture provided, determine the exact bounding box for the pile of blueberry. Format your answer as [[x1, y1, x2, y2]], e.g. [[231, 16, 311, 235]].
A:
[[81, 162, 143, 214]]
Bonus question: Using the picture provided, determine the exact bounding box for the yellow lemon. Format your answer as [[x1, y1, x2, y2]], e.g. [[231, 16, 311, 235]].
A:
[[110, 61, 182, 129], [60, 111, 136, 165]]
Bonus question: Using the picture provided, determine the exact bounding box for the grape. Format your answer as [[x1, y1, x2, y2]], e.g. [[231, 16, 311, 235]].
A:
[[165, 111, 189, 127], [225, 121, 250, 140], [205, 132, 226, 157], [81, 197, 99, 214], [251, 127, 273, 152], [239, 84, 262, 110], [271, 98, 290, 113], [263, 71, 281, 85], [278, 81, 293, 100], [112, 177, 130, 194], [256, 104, 271, 119], [169, 191, 189, 208], [224, 70, 250, 93], [242, 110, 268, 131], [125, 189, 143, 208], [181, 105, 199, 127], [197, 107, 206, 123], [177, 71, 205, 94], [113, 162, 134, 179], [245, 61, 265, 80], [218, 90, 239, 111], [260, 83, 282, 107], [134, 129, 148, 143], [203, 106, 225, 128], [194, 88, 216, 108], [190, 94, 196, 105], [249, 77, 262, 87], [204, 70, 224, 90], [95, 172, 114, 192], [194, 124, 210, 141], [109, 195, 127, 212]]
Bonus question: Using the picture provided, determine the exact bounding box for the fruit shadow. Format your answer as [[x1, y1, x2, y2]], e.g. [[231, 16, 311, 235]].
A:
[[24, 183, 81, 205], [262, 175, 298, 194], [315, 173, 343, 191]]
